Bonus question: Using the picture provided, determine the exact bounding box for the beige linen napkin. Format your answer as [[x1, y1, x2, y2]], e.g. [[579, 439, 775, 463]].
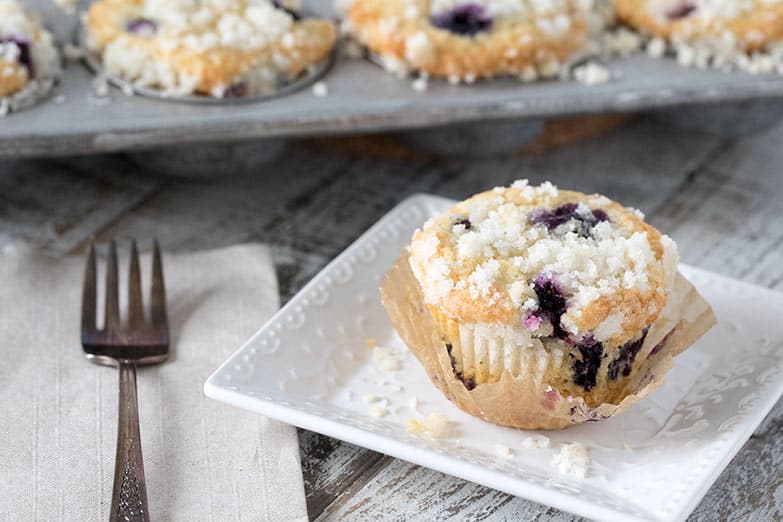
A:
[[0, 243, 308, 521]]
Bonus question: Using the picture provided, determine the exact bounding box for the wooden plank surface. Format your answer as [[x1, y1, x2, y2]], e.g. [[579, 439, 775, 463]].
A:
[[2, 110, 782, 521]]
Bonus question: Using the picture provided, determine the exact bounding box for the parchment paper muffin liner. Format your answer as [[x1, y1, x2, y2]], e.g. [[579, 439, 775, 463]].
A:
[[380, 252, 716, 430]]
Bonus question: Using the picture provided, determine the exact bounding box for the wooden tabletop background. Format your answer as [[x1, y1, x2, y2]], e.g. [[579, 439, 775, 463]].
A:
[[2, 107, 782, 521]]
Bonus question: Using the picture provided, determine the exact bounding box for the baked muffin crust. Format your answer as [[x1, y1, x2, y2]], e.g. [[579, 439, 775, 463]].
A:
[[86, 0, 337, 97], [614, 0, 783, 51], [346, 0, 593, 80], [409, 180, 678, 347]]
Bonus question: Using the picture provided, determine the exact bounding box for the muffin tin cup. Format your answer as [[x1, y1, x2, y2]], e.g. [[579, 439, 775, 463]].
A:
[[365, 52, 547, 157], [651, 99, 783, 137], [395, 119, 545, 158], [77, 24, 336, 105], [125, 139, 288, 178], [8, 0, 783, 158], [1, 75, 59, 116]]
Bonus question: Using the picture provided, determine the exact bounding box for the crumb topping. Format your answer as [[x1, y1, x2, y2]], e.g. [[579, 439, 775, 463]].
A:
[[617, 0, 783, 75], [429, 0, 582, 32], [87, 0, 336, 97], [646, 0, 782, 24], [346, 0, 594, 82], [0, 0, 43, 36], [409, 180, 677, 344], [138, 0, 295, 52]]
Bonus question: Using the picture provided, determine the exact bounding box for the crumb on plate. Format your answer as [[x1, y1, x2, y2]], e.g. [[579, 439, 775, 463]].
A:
[[362, 393, 380, 404], [521, 435, 551, 449], [407, 413, 448, 438], [369, 405, 388, 417], [551, 442, 590, 478], [494, 444, 513, 458], [373, 345, 401, 371]]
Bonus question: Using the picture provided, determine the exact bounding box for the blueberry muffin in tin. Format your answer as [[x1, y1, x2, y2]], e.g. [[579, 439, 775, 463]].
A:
[[85, 0, 338, 98], [614, 0, 783, 52], [0, 0, 60, 115], [345, 0, 594, 81], [406, 181, 680, 407]]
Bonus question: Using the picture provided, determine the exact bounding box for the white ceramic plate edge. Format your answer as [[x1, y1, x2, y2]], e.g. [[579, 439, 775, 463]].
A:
[[205, 381, 659, 522]]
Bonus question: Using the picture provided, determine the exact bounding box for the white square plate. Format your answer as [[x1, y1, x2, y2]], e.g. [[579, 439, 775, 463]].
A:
[[205, 194, 783, 522]]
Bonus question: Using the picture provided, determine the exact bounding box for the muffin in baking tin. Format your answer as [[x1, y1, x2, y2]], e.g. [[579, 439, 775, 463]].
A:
[[407, 180, 679, 406], [615, 0, 783, 53], [84, 0, 338, 99], [0, 0, 60, 115], [345, 0, 596, 82]]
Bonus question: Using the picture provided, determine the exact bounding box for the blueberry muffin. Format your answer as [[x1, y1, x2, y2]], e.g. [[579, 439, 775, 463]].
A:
[[0, 0, 60, 114], [614, 0, 783, 52], [406, 181, 679, 407], [345, 0, 593, 81], [85, 0, 337, 98]]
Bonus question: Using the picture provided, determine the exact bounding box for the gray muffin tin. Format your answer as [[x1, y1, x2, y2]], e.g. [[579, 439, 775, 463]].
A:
[[5, 0, 783, 158]]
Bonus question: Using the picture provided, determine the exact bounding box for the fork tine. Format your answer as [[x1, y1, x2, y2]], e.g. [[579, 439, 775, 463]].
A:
[[128, 239, 144, 330], [105, 241, 121, 333], [150, 239, 168, 332], [81, 242, 97, 332]]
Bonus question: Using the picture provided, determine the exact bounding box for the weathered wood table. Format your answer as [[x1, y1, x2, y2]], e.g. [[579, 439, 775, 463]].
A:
[[2, 109, 782, 520]]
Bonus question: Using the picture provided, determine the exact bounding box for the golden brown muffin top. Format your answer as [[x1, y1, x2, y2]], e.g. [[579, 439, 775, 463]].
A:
[[408, 180, 678, 346]]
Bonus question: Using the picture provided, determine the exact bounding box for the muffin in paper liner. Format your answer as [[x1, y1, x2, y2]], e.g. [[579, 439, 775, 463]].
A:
[[381, 252, 716, 430]]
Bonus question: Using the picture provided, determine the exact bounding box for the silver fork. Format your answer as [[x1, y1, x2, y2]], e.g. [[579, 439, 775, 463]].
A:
[[81, 240, 169, 522]]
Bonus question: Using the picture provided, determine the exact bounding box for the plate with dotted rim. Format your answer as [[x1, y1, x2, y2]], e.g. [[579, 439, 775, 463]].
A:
[[205, 194, 783, 522]]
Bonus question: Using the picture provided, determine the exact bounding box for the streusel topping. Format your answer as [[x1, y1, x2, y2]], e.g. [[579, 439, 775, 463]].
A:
[[140, 0, 296, 52], [408, 180, 678, 344], [645, 0, 781, 23], [86, 0, 336, 97]]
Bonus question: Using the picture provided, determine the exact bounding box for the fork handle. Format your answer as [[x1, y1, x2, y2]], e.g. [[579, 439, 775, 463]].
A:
[[110, 362, 150, 522]]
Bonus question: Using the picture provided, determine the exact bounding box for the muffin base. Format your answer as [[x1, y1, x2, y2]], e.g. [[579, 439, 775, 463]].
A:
[[381, 252, 715, 430], [0, 75, 57, 116]]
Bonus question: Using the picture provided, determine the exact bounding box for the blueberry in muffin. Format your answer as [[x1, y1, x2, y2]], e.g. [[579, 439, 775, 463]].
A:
[[406, 180, 679, 406], [345, 0, 594, 81]]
